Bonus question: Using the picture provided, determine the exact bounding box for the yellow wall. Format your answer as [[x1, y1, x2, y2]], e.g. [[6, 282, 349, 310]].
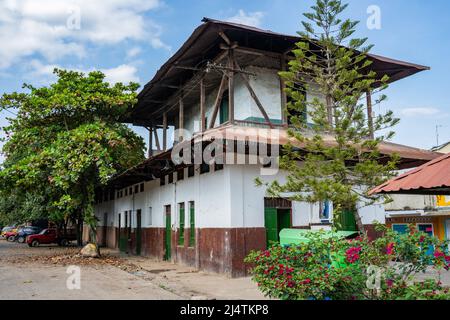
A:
[[437, 195, 450, 207]]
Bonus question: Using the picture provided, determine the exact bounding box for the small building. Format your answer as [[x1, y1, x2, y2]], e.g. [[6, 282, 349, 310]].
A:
[[372, 152, 450, 242], [90, 19, 440, 277]]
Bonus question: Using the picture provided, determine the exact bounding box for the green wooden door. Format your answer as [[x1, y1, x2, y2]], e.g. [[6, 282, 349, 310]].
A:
[[136, 209, 142, 255], [164, 211, 171, 261], [335, 209, 357, 231], [264, 208, 278, 247]]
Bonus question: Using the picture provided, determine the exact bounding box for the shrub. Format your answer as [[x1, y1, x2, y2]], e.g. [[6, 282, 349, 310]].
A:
[[245, 224, 450, 300]]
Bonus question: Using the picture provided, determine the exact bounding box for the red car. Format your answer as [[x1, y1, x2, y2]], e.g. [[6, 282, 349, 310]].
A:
[[26, 228, 76, 247]]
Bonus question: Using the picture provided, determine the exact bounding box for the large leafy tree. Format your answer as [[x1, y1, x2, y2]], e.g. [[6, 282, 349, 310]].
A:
[[0, 69, 145, 245], [261, 0, 399, 232]]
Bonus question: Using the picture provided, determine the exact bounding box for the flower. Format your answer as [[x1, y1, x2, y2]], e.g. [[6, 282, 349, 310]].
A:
[[345, 246, 362, 263], [386, 279, 394, 288], [386, 243, 395, 255]]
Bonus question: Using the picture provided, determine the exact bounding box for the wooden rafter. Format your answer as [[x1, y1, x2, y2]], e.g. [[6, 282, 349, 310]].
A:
[[162, 112, 167, 151]]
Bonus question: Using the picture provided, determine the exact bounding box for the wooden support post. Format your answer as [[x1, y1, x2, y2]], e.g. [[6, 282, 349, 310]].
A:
[[209, 74, 228, 129], [179, 98, 184, 142], [366, 91, 374, 139], [148, 127, 153, 158], [228, 49, 235, 124], [162, 112, 167, 151], [280, 53, 288, 126], [154, 127, 161, 151], [200, 78, 206, 132], [234, 60, 274, 128]]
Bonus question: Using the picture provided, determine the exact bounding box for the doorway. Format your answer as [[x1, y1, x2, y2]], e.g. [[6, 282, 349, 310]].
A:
[[119, 212, 128, 253], [264, 198, 292, 248], [164, 205, 171, 261], [136, 209, 142, 255]]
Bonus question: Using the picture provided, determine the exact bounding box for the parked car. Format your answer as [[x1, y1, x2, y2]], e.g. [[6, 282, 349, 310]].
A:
[[26, 228, 76, 247], [16, 226, 42, 243], [1, 226, 15, 239], [4, 228, 20, 242]]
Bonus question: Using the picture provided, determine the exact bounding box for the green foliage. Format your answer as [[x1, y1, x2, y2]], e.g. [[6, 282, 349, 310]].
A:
[[245, 224, 450, 300], [0, 69, 145, 240], [264, 0, 400, 230]]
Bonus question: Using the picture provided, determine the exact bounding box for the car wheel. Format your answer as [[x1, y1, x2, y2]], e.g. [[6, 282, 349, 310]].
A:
[[17, 236, 25, 243], [7, 236, 15, 242], [60, 239, 69, 247], [31, 239, 40, 247]]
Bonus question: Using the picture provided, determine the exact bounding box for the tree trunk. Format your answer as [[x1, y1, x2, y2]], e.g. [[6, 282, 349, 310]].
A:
[[76, 214, 83, 247], [353, 208, 365, 234]]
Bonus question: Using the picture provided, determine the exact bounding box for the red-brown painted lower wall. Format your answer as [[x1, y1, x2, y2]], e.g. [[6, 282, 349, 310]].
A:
[[97, 226, 266, 278]]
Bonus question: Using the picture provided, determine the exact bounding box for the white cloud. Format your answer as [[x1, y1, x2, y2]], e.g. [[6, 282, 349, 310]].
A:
[[399, 107, 440, 117], [27, 60, 140, 84], [0, 0, 168, 69], [226, 9, 265, 27], [126, 47, 142, 59]]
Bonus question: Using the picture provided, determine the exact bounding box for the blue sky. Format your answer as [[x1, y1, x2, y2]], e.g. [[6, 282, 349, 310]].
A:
[[0, 0, 449, 155]]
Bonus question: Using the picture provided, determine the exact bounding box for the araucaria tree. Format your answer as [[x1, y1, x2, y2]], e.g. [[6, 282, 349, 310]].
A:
[[262, 0, 399, 232], [0, 69, 145, 247]]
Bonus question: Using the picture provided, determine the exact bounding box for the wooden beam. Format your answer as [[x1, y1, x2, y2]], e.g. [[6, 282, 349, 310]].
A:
[[200, 78, 206, 132], [228, 49, 235, 124], [179, 98, 184, 141], [150, 50, 229, 118], [209, 74, 228, 129], [218, 30, 231, 45], [366, 91, 374, 139], [280, 53, 288, 126], [162, 112, 167, 151], [234, 60, 274, 128]]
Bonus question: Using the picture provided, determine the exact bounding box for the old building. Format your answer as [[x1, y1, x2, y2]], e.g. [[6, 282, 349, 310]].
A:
[[90, 18, 440, 277]]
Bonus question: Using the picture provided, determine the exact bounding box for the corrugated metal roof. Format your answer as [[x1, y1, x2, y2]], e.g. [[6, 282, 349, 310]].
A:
[[370, 152, 450, 195]]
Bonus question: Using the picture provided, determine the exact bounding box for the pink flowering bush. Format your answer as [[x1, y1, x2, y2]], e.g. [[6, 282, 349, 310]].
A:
[[245, 224, 450, 300]]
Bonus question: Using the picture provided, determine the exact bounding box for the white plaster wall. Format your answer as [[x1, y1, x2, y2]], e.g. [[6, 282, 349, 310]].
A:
[[97, 164, 386, 231], [384, 194, 436, 211]]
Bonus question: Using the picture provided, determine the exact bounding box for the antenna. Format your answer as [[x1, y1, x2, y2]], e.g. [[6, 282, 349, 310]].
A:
[[436, 124, 443, 147]]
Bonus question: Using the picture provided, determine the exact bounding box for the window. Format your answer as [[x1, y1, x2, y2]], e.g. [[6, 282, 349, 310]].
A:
[[109, 190, 115, 201], [178, 202, 185, 246], [140, 183, 144, 192], [177, 168, 184, 181], [125, 188, 128, 196], [168, 172, 174, 184], [392, 224, 408, 234], [200, 163, 210, 174], [319, 201, 331, 221], [214, 163, 224, 171], [287, 83, 307, 125], [160, 175, 166, 186], [418, 224, 434, 236], [134, 185, 139, 194], [188, 165, 195, 177], [129, 187, 133, 195], [148, 207, 152, 226], [189, 201, 195, 247]]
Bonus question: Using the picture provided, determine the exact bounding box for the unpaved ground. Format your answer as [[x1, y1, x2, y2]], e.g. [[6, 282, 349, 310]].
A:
[[0, 240, 267, 300]]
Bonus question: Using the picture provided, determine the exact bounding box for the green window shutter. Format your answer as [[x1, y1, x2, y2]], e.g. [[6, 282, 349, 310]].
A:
[[179, 205, 185, 245], [189, 205, 195, 246]]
